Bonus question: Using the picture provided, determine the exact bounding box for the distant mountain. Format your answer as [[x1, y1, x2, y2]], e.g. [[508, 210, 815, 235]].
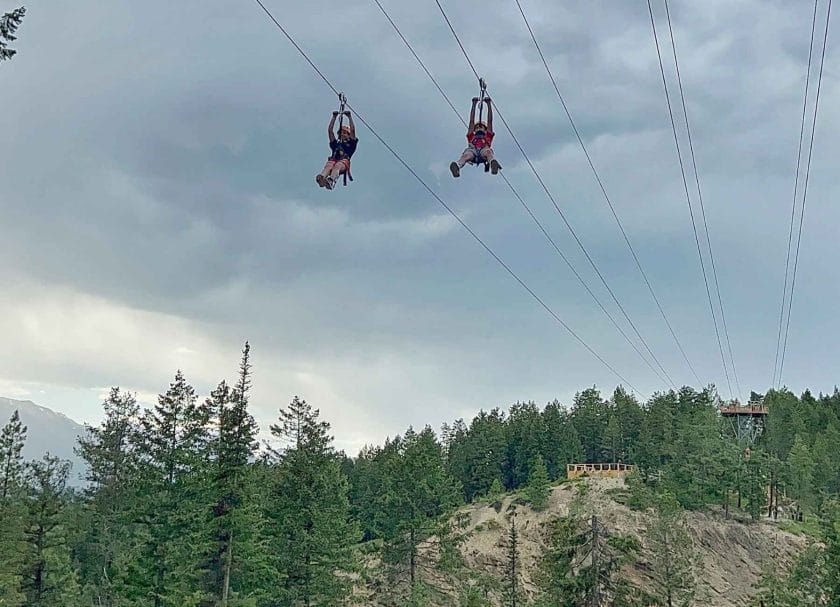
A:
[[0, 397, 87, 485]]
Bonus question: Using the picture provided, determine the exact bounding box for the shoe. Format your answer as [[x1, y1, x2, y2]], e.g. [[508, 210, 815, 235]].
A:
[[325, 177, 335, 190], [316, 174, 328, 188], [490, 159, 500, 175], [450, 162, 460, 178]]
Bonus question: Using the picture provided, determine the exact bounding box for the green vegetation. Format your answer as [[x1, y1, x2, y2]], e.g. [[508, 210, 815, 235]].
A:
[[0, 7, 25, 62], [1, 365, 840, 604]]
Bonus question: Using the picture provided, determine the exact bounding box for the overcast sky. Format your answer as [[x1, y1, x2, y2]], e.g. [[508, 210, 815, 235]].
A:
[[2, 0, 838, 454]]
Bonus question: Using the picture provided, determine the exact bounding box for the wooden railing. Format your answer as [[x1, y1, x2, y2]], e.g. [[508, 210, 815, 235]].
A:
[[566, 463, 636, 479], [720, 404, 769, 416]]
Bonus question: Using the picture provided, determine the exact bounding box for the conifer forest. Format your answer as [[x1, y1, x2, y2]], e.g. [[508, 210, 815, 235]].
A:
[[1, 344, 839, 606]]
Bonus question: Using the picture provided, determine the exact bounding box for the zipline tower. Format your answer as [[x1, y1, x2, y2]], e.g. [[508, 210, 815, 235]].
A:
[[720, 399, 769, 444]]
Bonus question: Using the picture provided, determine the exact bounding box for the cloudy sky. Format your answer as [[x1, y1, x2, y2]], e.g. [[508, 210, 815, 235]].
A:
[[2, 0, 837, 453]]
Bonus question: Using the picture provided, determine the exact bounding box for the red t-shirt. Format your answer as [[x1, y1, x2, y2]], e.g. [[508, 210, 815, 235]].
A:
[[467, 130, 494, 149]]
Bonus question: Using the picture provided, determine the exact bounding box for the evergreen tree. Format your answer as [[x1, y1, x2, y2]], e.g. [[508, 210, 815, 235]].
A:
[[21, 455, 81, 607], [786, 434, 815, 510], [534, 512, 584, 607], [636, 391, 678, 473], [74, 387, 139, 605], [0, 410, 27, 501], [503, 513, 521, 607], [267, 396, 358, 606], [505, 402, 545, 490], [487, 478, 504, 501], [0, 7, 25, 61], [822, 499, 840, 606], [570, 388, 609, 463], [134, 371, 213, 607], [378, 426, 460, 598], [646, 494, 696, 607], [206, 342, 266, 606], [0, 410, 27, 606], [742, 449, 768, 521], [462, 408, 508, 499], [542, 401, 583, 481], [526, 455, 550, 511]]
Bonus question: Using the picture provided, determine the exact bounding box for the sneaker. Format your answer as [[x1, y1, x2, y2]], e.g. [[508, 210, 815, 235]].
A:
[[450, 162, 460, 178], [316, 174, 328, 188], [490, 159, 501, 175], [325, 177, 335, 190]]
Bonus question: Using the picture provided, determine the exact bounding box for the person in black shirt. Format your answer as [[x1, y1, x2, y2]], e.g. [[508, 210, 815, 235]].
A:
[[316, 110, 358, 190]]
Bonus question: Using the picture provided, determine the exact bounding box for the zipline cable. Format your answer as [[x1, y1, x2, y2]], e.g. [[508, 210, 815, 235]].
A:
[[647, 0, 733, 399], [250, 0, 640, 392], [513, 0, 701, 387], [434, 0, 679, 390], [662, 0, 741, 398], [372, 0, 674, 388], [777, 0, 832, 387], [773, 0, 819, 389]]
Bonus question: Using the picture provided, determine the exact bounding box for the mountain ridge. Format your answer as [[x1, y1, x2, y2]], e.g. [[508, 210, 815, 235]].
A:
[[0, 396, 87, 484]]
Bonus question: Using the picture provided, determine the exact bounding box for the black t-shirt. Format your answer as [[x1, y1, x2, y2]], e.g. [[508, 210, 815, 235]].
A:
[[330, 137, 358, 160]]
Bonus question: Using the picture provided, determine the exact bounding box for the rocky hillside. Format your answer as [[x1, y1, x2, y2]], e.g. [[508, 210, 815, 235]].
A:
[[363, 477, 809, 606]]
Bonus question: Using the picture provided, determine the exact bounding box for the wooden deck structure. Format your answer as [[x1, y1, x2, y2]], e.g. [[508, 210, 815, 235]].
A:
[[720, 402, 769, 443], [566, 463, 636, 480], [720, 403, 769, 417]]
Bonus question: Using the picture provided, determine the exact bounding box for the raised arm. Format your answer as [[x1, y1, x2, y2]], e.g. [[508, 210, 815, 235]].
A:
[[344, 111, 356, 138], [485, 97, 493, 131], [328, 111, 338, 142], [468, 97, 479, 133]]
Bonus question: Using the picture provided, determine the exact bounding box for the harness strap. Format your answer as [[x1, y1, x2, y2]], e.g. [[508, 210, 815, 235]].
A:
[[477, 77, 487, 124], [337, 92, 347, 130]]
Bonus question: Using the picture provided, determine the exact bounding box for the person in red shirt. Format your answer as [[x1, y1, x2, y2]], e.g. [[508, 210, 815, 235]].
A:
[[450, 96, 500, 177]]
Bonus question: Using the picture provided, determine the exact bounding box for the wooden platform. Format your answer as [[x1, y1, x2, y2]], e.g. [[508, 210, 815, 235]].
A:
[[720, 404, 769, 417], [566, 463, 636, 479]]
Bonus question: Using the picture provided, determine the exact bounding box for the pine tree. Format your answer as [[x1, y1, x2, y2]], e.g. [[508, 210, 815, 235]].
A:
[[267, 396, 359, 606], [786, 434, 815, 511], [378, 426, 461, 598], [526, 455, 550, 511], [534, 510, 586, 607], [21, 455, 81, 607], [0, 7, 25, 62], [646, 494, 697, 607], [503, 513, 521, 607], [134, 371, 213, 607], [77, 388, 138, 495], [505, 402, 545, 489], [0, 410, 28, 606], [542, 401, 583, 481], [742, 449, 768, 521], [570, 388, 609, 463], [822, 499, 840, 607], [488, 478, 504, 501], [207, 342, 265, 606], [74, 388, 139, 605], [0, 410, 27, 501]]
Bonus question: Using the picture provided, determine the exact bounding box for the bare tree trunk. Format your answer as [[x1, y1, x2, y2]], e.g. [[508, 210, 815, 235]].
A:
[[409, 529, 416, 587], [221, 531, 232, 607]]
